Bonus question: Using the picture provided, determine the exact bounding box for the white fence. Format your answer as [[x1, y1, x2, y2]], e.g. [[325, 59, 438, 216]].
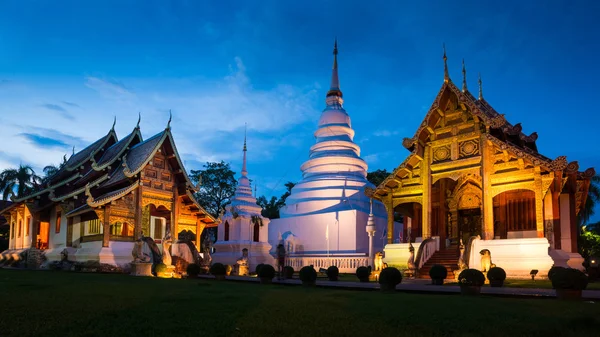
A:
[[285, 255, 370, 273]]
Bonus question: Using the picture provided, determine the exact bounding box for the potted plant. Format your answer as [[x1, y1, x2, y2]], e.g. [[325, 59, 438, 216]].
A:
[[283, 266, 295, 279], [326, 266, 339, 281], [429, 264, 448, 285], [487, 267, 506, 287], [186, 263, 201, 278], [549, 266, 588, 300], [258, 264, 275, 284], [356, 266, 371, 282], [458, 269, 485, 295], [255, 263, 264, 275], [299, 266, 317, 286], [379, 267, 402, 292], [209, 262, 227, 281], [225, 265, 233, 276]]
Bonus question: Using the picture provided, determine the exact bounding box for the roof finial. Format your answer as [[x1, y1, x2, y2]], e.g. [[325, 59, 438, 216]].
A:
[[136, 112, 141, 128], [72, 146, 75, 155], [478, 73, 483, 100], [462, 59, 467, 92], [443, 43, 449, 83], [243, 123, 247, 152], [167, 109, 172, 129], [326, 38, 342, 99], [241, 124, 248, 177], [111, 116, 116, 131]]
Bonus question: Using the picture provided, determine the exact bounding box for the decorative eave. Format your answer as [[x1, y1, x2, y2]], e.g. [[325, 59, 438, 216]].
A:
[[12, 173, 82, 202], [374, 151, 422, 196], [123, 131, 169, 179], [91, 128, 142, 172], [65, 130, 117, 172], [185, 189, 218, 226], [49, 174, 110, 202], [85, 180, 140, 208], [484, 133, 555, 171], [165, 130, 201, 192]]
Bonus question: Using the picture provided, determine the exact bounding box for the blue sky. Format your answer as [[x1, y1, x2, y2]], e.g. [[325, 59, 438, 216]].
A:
[[0, 1, 598, 221]]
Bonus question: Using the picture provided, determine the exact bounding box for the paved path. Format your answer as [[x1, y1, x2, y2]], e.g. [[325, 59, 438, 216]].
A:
[[198, 275, 600, 300]]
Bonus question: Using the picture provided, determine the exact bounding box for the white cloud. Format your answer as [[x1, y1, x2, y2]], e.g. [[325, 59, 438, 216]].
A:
[[373, 129, 399, 137], [85, 76, 136, 101]]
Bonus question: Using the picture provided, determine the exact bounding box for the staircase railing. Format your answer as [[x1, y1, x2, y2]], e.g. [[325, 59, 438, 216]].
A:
[[415, 238, 437, 270]]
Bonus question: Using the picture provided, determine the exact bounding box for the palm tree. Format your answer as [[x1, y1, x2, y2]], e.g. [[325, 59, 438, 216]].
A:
[[0, 165, 42, 200], [42, 154, 68, 183], [579, 175, 600, 226]]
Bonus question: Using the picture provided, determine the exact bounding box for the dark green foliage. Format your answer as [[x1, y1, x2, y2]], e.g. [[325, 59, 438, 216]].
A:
[[379, 267, 402, 286], [189, 161, 237, 218], [299, 266, 317, 283], [356, 266, 371, 282], [429, 264, 448, 280], [549, 267, 588, 290], [326, 266, 339, 281], [257, 182, 296, 219], [186, 264, 201, 277], [487, 267, 507, 281], [283, 266, 295, 279], [210, 263, 227, 276], [255, 263, 264, 275], [366, 169, 390, 187], [458, 269, 486, 287], [258, 264, 275, 279]]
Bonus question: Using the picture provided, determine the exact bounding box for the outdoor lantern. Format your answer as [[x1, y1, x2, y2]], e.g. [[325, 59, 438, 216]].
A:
[[530, 269, 538, 281], [589, 257, 599, 268]]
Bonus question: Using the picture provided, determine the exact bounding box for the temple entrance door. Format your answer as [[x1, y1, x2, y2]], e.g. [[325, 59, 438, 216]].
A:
[[37, 222, 50, 249], [458, 209, 481, 245]]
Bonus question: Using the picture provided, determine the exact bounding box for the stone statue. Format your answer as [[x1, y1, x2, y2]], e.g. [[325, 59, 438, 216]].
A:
[[162, 231, 173, 266], [374, 251, 386, 271], [236, 248, 249, 276], [546, 221, 554, 249], [479, 249, 496, 272], [60, 248, 69, 262], [201, 236, 212, 267], [132, 237, 151, 263], [457, 239, 467, 270], [407, 243, 416, 270]]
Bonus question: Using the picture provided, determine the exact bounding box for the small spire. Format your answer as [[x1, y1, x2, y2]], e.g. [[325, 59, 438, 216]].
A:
[[136, 112, 141, 128], [326, 38, 342, 98], [111, 116, 116, 131], [462, 59, 467, 92], [478, 73, 483, 100], [443, 44, 449, 83], [243, 123, 247, 152], [254, 181, 257, 197], [166, 110, 172, 129], [241, 125, 248, 177], [72, 146, 75, 155]]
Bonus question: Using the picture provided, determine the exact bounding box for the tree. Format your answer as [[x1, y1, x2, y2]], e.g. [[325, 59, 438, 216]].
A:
[[189, 161, 237, 218], [42, 155, 68, 183], [257, 181, 296, 219], [579, 175, 600, 226], [367, 169, 391, 187], [579, 223, 600, 259], [0, 165, 42, 200]]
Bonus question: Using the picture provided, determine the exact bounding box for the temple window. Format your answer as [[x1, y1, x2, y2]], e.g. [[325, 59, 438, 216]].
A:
[[17, 220, 22, 237], [224, 221, 230, 241], [86, 219, 101, 235], [55, 211, 62, 233], [110, 222, 123, 236], [150, 217, 165, 240], [26, 216, 30, 236], [121, 222, 134, 236], [253, 222, 259, 242]]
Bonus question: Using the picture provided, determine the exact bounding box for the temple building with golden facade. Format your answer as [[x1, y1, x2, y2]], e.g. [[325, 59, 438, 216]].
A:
[[0, 116, 217, 266], [373, 51, 595, 278]]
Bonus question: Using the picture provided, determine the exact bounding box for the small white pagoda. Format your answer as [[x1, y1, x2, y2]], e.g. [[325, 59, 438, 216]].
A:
[[212, 133, 275, 268]]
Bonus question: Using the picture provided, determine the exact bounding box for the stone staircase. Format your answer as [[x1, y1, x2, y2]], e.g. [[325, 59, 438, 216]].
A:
[[418, 245, 459, 280]]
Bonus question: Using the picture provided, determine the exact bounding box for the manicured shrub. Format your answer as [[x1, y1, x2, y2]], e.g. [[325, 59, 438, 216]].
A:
[[155, 263, 168, 274], [210, 262, 227, 276], [258, 264, 276, 280], [487, 267, 506, 281], [379, 267, 402, 291], [186, 263, 201, 278], [356, 266, 371, 282], [255, 263, 265, 275], [550, 267, 588, 290], [548, 266, 565, 281], [458, 269, 486, 287], [429, 264, 448, 284], [283, 266, 295, 279], [326, 266, 339, 281], [299, 266, 317, 285]]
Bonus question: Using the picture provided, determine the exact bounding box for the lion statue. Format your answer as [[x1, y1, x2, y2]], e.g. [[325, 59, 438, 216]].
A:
[[479, 249, 496, 272], [374, 252, 387, 271]]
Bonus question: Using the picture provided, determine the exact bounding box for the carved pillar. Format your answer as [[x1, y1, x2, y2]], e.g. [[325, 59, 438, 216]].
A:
[[422, 146, 432, 239], [31, 211, 40, 248], [569, 190, 578, 253], [481, 137, 494, 240], [534, 167, 544, 238], [551, 176, 562, 249], [135, 184, 143, 240], [438, 179, 447, 247], [171, 187, 179, 238], [386, 194, 394, 244], [196, 219, 204, 249], [67, 217, 73, 247], [102, 205, 110, 248]]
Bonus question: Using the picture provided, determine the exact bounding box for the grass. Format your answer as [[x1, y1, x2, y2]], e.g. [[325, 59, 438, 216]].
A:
[[444, 278, 600, 290], [1, 269, 600, 337]]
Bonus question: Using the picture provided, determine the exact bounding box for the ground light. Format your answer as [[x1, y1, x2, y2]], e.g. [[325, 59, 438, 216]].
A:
[[530, 269, 539, 281]]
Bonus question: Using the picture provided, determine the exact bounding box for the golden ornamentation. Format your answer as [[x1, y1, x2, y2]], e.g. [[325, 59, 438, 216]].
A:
[[433, 145, 451, 162], [459, 140, 479, 158], [141, 205, 150, 236], [566, 161, 579, 173]]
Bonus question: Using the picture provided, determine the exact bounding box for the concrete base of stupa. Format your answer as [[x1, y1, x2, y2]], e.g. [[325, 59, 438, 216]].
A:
[[212, 241, 276, 270]]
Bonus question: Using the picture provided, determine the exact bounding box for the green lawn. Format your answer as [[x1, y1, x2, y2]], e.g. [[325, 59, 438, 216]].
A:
[[444, 278, 600, 290], [1, 269, 600, 337]]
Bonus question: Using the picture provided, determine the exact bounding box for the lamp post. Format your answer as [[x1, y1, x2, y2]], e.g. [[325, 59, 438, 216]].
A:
[[366, 198, 376, 267]]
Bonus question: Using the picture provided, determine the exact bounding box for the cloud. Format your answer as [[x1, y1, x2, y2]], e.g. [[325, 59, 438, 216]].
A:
[[19, 127, 86, 151], [85, 76, 135, 101], [373, 129, 400, 137], [40, 103, 74, 120], [62, 101, 81, 108], [19, 133, 70, 149]]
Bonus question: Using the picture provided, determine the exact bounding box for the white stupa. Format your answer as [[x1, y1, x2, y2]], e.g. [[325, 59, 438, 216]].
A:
[[269, 41, 388, 256], [212, 133, 275, 268]]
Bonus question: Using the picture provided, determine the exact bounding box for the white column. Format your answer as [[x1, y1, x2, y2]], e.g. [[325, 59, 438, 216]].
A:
[[559, 194, 571, 252]]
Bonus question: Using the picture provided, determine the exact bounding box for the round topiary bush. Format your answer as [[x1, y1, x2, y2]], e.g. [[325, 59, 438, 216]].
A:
[[458, 269, 486, 295], [255, 263, 265, 275], [283, 266, 295, 279], [186, 263, 201, 278], [258, 264, 276, 282], [155, 263, 168, 274], [429, 264, 448, 285], [487, 267, 506, 287], [210, 262, 227, 276], [379, 267, 402, 291], [550, 267, 588, 290], [326, 266, 339, 281], [356, 266, 371, 282], [548, 266, 566, 282], [299, 266, 317, 285]]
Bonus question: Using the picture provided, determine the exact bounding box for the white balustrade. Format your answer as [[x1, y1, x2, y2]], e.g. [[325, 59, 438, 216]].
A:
[[284, 256, 370, 273]]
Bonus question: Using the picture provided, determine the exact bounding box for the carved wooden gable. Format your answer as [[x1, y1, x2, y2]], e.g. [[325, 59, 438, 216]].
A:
[[142, 145, 174, 194]]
